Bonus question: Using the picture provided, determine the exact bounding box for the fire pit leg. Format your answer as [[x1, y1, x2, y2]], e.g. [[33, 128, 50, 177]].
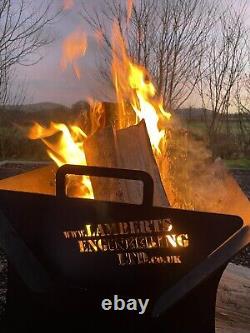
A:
[[152, 268, 226, 333], [0, 209, 51, 292]]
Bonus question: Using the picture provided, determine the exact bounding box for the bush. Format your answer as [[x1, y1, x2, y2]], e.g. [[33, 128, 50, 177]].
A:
[[0, 127, 48, 161], [210, 133, 240, 159]]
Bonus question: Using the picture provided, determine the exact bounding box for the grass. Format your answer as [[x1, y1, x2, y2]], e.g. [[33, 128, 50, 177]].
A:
[[186, 119, 250, 136], [1, 119, 250, 169], [224, 158, 250, 169], [186, 121, 207, 136], [0, 126, 48, 161]]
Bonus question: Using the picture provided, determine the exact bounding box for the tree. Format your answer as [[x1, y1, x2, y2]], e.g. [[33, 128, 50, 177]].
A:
[[81, 0, 248, 153], [0, 0, 60, 105], [80, 0, 216, 109], [234, 73, 250, 157], [197, 3, 248, 143]]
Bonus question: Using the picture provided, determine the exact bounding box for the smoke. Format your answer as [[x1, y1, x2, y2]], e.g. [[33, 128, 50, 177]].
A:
[[160, 117, 250, 224]]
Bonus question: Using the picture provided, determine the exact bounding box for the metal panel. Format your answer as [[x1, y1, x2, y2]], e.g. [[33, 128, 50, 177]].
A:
[[0, 165, 246, 333]]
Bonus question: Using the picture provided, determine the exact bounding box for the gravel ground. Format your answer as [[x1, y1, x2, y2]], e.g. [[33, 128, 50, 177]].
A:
[[230, 169, 250, 268], [231, 169, 250, 198], [0, 249, 7, 320]]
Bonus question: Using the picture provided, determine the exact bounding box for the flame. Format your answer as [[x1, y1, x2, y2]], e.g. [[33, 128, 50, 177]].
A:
[[127, 63, 171, 153], [28, 122, 93, 199], [28, 22, 171, 201], [87, 98, 106, 135], [63, 0, 74, 10], [111, 23, 171, 155], [60, 30, 87, 79]]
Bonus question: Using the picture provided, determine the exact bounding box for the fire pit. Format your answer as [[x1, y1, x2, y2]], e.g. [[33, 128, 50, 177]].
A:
[[0, 4, 249, 331], [0, 164, 249, 332]]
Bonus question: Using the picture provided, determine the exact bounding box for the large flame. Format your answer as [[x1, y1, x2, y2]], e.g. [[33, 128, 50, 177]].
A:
[[28, 22, 171, 200], [111, 23, 171, 154], [28, 28, 94, 199], [128, 62, 171, 154], [28, 122, 93, 199], [60, 29, 87, 79]]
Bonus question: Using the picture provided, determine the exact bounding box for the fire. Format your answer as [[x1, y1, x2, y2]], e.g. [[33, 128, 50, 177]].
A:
[[28, 22, 171, 200], [111, 23, 171, 155], [127, 63, 171, 153], [27, 122, 93, 199], [60, 29, 87, 79], [87, 99, 106, 135]]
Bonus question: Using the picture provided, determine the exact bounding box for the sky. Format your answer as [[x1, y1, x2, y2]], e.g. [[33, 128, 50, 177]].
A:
[[16, 0, 109, 106], [15, 0, 250, 107]]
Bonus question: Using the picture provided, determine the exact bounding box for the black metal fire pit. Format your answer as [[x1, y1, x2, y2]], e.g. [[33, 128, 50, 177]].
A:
[[0, 164, 249, 333]]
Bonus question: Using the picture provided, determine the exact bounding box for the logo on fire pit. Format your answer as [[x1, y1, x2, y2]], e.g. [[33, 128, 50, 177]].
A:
[[63, 219, 189, 266]]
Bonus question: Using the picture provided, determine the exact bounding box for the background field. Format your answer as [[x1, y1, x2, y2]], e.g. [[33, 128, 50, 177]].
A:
[[1, 104, 250, 169]]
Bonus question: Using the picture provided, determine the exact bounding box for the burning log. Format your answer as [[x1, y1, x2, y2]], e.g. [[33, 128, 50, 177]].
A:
[[84, 120, 169, 207]]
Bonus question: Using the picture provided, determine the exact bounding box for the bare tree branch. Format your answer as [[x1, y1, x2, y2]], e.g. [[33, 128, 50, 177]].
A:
[[0, 0, 61, 105]]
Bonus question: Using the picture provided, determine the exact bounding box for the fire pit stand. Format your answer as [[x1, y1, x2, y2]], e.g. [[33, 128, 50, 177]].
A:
[[0, 165, 249, 333]]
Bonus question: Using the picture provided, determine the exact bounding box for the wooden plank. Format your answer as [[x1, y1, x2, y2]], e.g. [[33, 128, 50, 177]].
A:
[[116, 121, 169, 207], [84, 120, 169, 207], [84, 126, 127, 203], [216, 263, 250, 333]]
